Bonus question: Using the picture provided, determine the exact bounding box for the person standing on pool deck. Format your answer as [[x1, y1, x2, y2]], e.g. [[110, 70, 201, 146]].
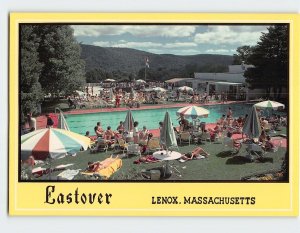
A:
[[227, 107, 233, 118], [133, 121, 139, 144], [27, 113, 36, 131], [159, 121, 164, 136], [115, 94, 120, 108], [46, 114, 54, 128]]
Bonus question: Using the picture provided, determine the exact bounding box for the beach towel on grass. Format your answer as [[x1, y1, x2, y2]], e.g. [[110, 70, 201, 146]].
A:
[[57, 169, 81, 180], [81, 157, 122, 180], [32, 163, 74, 178]]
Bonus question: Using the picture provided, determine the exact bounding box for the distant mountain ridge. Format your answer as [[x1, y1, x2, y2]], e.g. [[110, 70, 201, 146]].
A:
[[80, 44, 233, 80]]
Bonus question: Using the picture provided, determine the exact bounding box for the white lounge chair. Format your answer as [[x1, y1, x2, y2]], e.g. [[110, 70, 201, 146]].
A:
[[223, 137, 238, 155], [127, 144, 141, 157], [179, 132, 191, 146]]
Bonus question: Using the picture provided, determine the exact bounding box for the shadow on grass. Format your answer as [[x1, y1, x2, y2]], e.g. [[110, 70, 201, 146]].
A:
[[226, 156, 251, 165], [216, 151, 236, 158], [256, 157, 274, 163]]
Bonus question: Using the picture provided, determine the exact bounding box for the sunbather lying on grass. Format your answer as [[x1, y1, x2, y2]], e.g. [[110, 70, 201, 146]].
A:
[[180, 147, 210, 161], [87, 161, 103, 172]]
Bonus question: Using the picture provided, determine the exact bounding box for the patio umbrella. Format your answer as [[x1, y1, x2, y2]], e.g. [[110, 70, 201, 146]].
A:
[[124, 109, 135, 132], [136, 79, 146, 84], [160, 112, 178, 150], [242, 106, 262, 139], [75, 90, 84, 96], [21, 128, 91, 161], [129, 87, 135, 97], [176, 105, 210, 120], [104, 78, 116, 82], [254, 100, 285, 110], [178, 86, 193, 92], [109, 88, 114, 100], [153, 87, 167, 92], [144, 88, 154, 92]]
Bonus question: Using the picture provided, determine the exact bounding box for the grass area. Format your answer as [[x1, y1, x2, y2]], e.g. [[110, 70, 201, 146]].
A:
[[35, 135, 287, 182]]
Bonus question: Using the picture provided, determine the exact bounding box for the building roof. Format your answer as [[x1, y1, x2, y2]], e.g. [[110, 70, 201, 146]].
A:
[[214, 81, 243, 86], [165, 78, 193, 83], [194, 72, 246, 83], [228, 64, 253, 73]]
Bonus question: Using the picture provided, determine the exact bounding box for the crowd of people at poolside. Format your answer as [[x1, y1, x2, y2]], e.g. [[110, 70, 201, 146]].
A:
[[85, 105, 286, 163], [68, 86, 167, 109], [66, 80, 243, 110], [85, 120, 152, 151]]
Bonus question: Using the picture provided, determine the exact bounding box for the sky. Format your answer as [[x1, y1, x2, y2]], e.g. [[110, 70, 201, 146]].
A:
[[72, 25, 269, 56]]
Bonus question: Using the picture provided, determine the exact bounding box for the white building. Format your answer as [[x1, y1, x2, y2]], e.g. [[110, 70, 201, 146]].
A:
[[165, 64, 266, 100]]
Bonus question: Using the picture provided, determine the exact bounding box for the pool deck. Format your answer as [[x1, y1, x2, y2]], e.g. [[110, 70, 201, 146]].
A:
[[65, 100, 248, 115], [35, 99, 287, 148], [36, 100, 249, 129]]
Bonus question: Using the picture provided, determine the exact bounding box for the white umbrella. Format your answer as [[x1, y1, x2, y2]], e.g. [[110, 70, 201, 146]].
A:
[[75, 90, 84, 96], [178, 86, 193, 92], [176, 105, 210, 119], [109, 88, 115, 100], [104, 79, 116, 82], [254, 100, 285, 110], [136, 79, 146, 84], [144, 88, 154, 92], [160, 112, 178, 150], [153, 87, 167, 92]]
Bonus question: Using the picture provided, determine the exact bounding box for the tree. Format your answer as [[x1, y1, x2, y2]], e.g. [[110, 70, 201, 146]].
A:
[[20, 25, 44, 121], [36, 25, 86, 97], [244, 25, 288, 99], [232, 45, 253, 65], [86, 68, 107, 83]]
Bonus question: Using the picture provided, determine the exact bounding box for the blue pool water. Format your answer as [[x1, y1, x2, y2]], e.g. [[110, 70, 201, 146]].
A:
[[65, 103, 254, 135]]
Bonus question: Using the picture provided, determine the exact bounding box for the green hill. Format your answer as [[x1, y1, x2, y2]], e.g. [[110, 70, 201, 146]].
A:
[[80, 44, 233, 82]]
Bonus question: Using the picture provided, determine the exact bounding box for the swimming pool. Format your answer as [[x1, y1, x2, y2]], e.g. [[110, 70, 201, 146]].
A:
[[65, 103, 255, 135]]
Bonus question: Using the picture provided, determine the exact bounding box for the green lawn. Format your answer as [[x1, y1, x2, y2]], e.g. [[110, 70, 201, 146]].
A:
[[35, 136, 287, 182]]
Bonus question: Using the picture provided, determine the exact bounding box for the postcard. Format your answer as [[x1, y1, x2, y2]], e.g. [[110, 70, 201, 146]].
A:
[[9, 13, 299, 216]]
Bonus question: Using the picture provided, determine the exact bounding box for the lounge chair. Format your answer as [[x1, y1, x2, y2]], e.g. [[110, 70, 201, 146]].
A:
[[198, 131, 211, 144], [127, 144, 141, 157], [97, 99, 114, 108], [114, 138, 128, 153], [223, 137, 239, 155], [91, 139, 108, 153], [146, 138, 161, 153], [179, 132, 191, 145]]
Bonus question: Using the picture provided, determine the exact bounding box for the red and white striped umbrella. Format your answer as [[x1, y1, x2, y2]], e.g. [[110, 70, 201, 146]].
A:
[[21, 128, 91, 161], [176, 105, 210, 119]]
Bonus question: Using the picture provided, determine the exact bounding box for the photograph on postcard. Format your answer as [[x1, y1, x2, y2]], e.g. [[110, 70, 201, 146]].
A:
[[9, 13, 299, 216], [18, 23, 289, 182]]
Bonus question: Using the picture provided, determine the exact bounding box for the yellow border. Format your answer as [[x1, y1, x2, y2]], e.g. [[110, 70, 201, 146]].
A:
[[9, 13, 299, 216]]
